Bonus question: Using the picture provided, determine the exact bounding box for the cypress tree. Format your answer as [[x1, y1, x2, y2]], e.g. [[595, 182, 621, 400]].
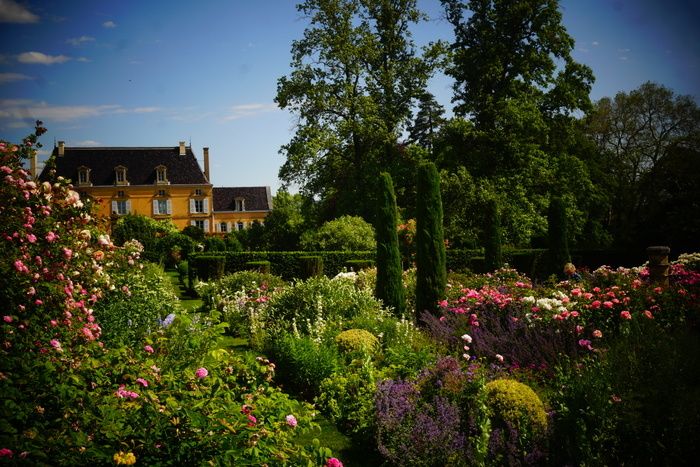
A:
[[415, 162, 446, 318], [484, 198, 503, 272], [548, 196, 570, 274], [375, 172, 405, 316]]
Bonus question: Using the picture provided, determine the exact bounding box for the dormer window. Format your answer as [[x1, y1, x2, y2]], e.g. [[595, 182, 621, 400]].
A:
[[234, 197, 245, 211], [115, 166, 129, 186], [155, 165, 169, 185], [77, 166, 91, 187]]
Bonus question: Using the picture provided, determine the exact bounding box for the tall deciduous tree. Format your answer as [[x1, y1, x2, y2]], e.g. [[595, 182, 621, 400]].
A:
[[584, 82, 700, 247], [375, 172, 405, 315], [415, 161, 446, 318], [408, 91, 446, 155], [276, 0, 440, 221], [438, 0, 595, 247]]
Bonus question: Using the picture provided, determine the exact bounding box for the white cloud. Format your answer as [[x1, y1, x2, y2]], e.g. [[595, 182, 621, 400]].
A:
[[74, 140, 101, 146], [18, 51, 71, 65], [0, 72, 33, 84], [133, 107, 160, 113], [66, 35, 95, 46], [102, 20, 116, 28], [223, 103, 278, 121], [0, 100, 163, 122], [592, 41, 600, 46], [0, 0, 39, 23]]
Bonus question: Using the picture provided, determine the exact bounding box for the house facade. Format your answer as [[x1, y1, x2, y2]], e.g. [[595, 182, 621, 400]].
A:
[[37, 141, 272, 233]]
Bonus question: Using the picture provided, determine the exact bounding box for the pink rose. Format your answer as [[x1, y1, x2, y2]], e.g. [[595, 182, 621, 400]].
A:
[[136, 378, 149, 387], [592, 329, 603, 338], [620, 310, 632, 320], [144, 345, 154, 353], [326, 458, 344, 467], [3, 316, 12, 323], [195, 367, 208, 379], [286, 414, 298, 427]]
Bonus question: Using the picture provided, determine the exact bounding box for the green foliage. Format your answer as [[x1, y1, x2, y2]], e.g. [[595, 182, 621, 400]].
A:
[[300, 215, 376, 252], [93, 262, 180, 345], [483, 198, 503, 271], [299, 255, 324, 278], [484, 379, 548, 442], [267, 332, 341, 400], [265, 275, 384, 337], [316, 363, 380, 442], [584, 82, 700, 249], [223, 232, 243, 252], [276, 0, 441, 219], [335, 329, 379, 356], [345, 259, 375, 271], [192, 255, 226, 281], [204, 235, 226, 252], [260, 189, 310, 251], [156, 232, 197, 267], [182, 224, 205, 241], [375, 172, 406, 315], [111, 213, 178, 262], [195, 250, 375, 280], [246, 260, 271, 274], [415, 161, 446, 317]]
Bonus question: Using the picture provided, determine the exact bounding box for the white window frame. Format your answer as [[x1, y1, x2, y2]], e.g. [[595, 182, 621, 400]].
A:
[[112, 199, 130, 215], [189, 198, 209, 214], [234, 198, 245, 211], [153, 199, 171, 215]]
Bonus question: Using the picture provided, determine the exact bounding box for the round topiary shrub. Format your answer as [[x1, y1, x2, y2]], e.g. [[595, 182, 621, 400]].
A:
[[335, 329, 379, 355], [484, 379, 548, 437]]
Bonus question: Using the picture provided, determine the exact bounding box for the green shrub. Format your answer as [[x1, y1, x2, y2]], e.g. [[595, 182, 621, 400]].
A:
[[335, 329, 379, 356], [176, 260, 189, 285], [300, 215, 376, 251], [156, 232, 197, 267], [267, 333, 341, 400], [182, 224, 205, 241], [111, 213, 178, 262], [193, 255, 226, 281], [265, 276, 384, 337], [204, 235, 226, 252], [484, 379, 548, 440], [316, 362, 380, 442], [93, 262, 180, 345]]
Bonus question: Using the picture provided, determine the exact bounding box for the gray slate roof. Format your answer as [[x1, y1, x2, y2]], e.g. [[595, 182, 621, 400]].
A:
[[213, 187, 272, 212], [39, 146, 208, 185]]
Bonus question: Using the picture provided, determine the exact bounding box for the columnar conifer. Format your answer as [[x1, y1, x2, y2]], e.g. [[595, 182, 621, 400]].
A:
[[375, 172, 405, 315], [548, 196, 570, 274], [415, 162, 446, 318]]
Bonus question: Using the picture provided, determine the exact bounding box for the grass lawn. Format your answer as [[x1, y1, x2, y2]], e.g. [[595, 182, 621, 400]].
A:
[[165, 269, 202, 311]]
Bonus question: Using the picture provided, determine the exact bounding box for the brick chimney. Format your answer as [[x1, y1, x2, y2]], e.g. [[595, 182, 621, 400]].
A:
[[203, 147, 210, 181], [30, 152, 37, 179], [58, 141, 65, 157], [179, 141, 186, 156]]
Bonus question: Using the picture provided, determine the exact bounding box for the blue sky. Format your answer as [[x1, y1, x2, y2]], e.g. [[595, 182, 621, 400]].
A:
[[1, 0, 698, 192]]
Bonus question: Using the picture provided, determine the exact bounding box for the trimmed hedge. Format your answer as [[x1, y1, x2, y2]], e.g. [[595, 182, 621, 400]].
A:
[[191, 251, 375, 281], [192, 255, 226, 281], [246, 261, 271, 274]]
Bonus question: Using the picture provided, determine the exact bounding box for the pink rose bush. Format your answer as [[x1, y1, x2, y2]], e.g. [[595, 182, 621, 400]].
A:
[[0, 127, 335, 465]]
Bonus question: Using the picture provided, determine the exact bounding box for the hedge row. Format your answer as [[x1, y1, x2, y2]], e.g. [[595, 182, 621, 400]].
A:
[[189, 248, 645, 282], [189, 251, 375, 281]]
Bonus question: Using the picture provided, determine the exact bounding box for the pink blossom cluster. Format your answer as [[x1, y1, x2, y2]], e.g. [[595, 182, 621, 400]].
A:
[[114, 385, 139, 399]]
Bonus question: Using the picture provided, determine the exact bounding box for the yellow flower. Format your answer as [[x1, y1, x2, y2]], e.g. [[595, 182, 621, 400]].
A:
[[113, 451, 136, 465]]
